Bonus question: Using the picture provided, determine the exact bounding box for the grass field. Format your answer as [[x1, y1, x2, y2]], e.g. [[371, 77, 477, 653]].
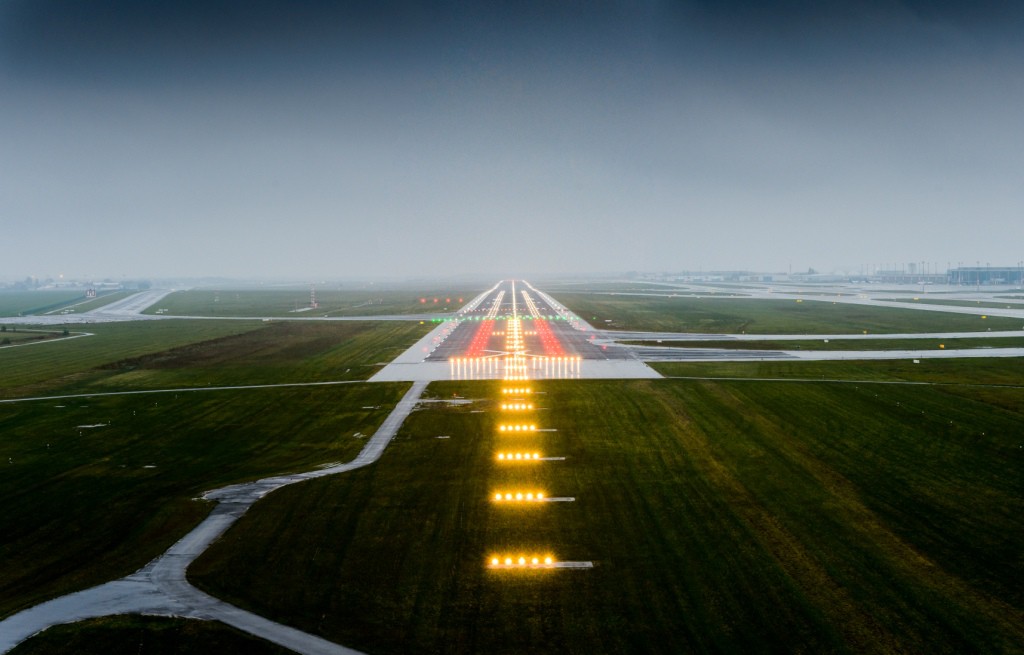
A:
[[884, 298, 1024, 310], [9, 616, 292, 655], [144, 288, 479, 317], [0, 314, 432, 621], [0, 328, 71, 345], [0, 320, 265, 398], [0, 382, 411, 619], [189, 378, 1024, 654], [621, 336, 1024, 350], [651, 357, 1024, 386], [553, 293, 1024, 333], [0, 291, 85, 317], [0, 320, 428, 399]]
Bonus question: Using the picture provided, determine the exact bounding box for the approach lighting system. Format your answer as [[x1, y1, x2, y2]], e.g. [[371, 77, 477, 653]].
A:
[[492, 491, 546, 502], [500, 403, 534, 411], [496, 452, 541, 461], [488, 554, 556, 568], [497, 424, 538, 432]]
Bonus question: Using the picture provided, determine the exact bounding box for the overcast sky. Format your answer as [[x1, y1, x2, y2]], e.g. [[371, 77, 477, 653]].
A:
[[2, 1, 1022, 280]]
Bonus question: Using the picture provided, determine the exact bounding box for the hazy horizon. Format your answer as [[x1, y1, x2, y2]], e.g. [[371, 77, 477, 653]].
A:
[[3, 1, 1023, 280]]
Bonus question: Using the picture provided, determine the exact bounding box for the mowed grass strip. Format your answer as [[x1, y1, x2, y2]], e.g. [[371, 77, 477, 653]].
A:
[[622, 336, 1024, 350], [884, 298, 1024, 310], [9, 615, 293, 655], [554, 293, 1024, 333], [189, 379, 1024, 653], [80, 320, 430, 390], [145, 288, 479, 317], [0, 291, 85, 317], [0, 328, 70, 345], [0, 383, 410, 619], [652, 357, 1024, 386], [0, 320, 264, 398], [0, 320, 429, 398]]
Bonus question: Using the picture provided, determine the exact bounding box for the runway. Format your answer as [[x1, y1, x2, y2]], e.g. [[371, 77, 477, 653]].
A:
[[371, 280, 660, 381]]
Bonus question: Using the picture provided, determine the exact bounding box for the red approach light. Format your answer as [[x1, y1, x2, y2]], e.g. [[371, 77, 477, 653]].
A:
[[446, 298, 451, 303], [459, 298, 463, 302], [420, 298, 426, 303], [434, 298, 439, 303]]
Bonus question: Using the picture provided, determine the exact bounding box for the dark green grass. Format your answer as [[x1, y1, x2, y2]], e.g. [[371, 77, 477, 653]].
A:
[[0, 291, 85, 316], [144, 288, 478, 317], [0, 320, 264, 397], [622, 336, 1024, 350], [0, 320, 428, 398], [0, 328, 70, 345], [651, 357, 1024, 385], [883, 298, 1024, 309], [9, 615, 292, 655], [0, 383, 410, 619], [73, 320, 429, 391], [554, 293, 1024, 333], [189, 379, 1024, 654]]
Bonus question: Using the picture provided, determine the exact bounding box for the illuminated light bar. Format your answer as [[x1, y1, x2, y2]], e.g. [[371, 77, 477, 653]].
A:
[[501, 388, 532, 395], [492, 491, 546, 502], [496, 452, 542, 461], [497, 424, 538, 432], [499, 403, 534, 411], [487, 554, 556, 569]]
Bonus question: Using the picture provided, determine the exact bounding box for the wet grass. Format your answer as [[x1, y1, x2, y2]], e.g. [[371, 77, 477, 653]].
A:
[[0, 328, 70, 345], [144, 288, 479, 317], [651, 357, 1024, 386], [9, 615, 292, 655], [0, 317, 429, 620], [883, 298, 1024, 309], [0, 320, 429, 398], [189, 378, 1024, 654], [0, 320, 264, 398], [622, 336, 1024, 350], [0, 383, 410, 620], [0, 291, 85, 317], [554, 293, 1024, 333], [79, 320, 429, 390]]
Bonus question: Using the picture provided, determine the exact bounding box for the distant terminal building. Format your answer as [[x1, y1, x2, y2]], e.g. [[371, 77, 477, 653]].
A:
[[947, 266, 1024, 286], [873, 270, 947, 284]]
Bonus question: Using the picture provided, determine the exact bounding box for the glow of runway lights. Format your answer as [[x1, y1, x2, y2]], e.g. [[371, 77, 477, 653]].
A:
[[496, 452, 541, 461], [493, 493, 550, 503], [488, 554, 557, 568]]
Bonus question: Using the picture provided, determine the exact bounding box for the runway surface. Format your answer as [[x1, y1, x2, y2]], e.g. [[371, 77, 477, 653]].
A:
[[371, 280, 660, 381]]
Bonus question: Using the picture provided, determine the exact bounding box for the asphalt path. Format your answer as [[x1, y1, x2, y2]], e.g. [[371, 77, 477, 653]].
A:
[[0, 381, 428, 655]]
